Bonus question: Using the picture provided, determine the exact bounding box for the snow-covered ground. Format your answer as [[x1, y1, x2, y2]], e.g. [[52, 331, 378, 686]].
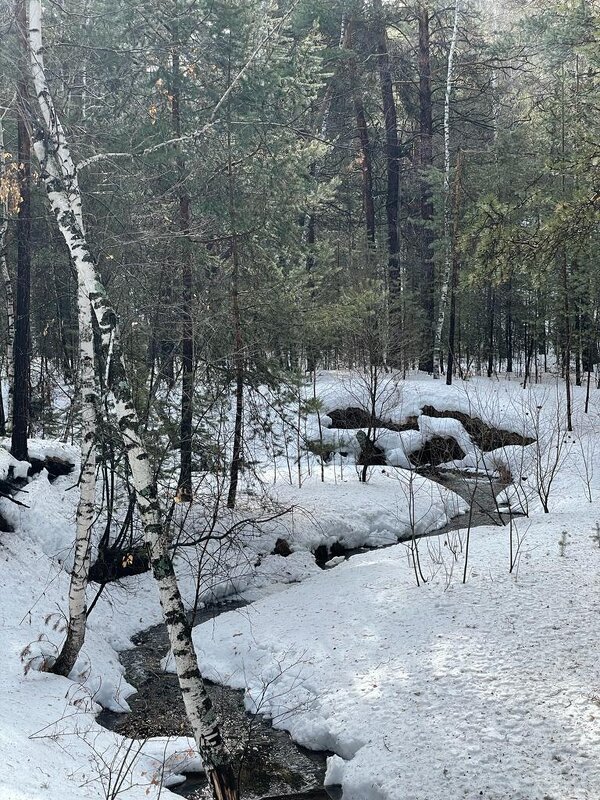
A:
[[190, 511, 600, 800], [1, 373, 600, 799]]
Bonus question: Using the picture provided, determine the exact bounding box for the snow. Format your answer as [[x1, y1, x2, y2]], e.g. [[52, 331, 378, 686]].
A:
[[2, 373, 600, 800], [187, 510, 600, 800], [0, 468, 197, 799], [309, 371, 535, 439], [175, 374, 600, 800], [268, 468, 468, 549], [0, 445, 30, 482]]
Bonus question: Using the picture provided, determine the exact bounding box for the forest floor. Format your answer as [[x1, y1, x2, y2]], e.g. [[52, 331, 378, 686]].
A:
[[1, 373, 599, 800]]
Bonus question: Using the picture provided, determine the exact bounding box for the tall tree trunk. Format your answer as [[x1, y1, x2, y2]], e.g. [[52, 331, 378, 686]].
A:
[[12, 0, 31, 461], [303, 12, 347, 374], [417, 4, 435, 373], [0, 117, 15, 435], [49, 91, 97, 678], [172, 32, 194, 503], [343, 19, 376, 245], [446, 151, 463, 386], [561, 251, 573, 431], [51, 253, 97, 677], [226, 91, 243, 510], [506, 278, 513, 374], [226, 247, 244, 510], [28, 4, 238, 795], [432, 0, 460, 377], [559, 64, 572, 431], [373, 0, 401, 364], [487, 285, 495, 378]]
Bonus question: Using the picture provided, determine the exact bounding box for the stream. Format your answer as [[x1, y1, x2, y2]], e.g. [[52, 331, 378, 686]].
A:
[[97, 469, 514, 799], [97, 599, 342, 800], [420, 468, 511, 537]]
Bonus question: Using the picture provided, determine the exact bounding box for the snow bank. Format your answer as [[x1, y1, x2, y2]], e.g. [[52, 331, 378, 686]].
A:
[[0, 445, 29, 481], [268, 468, 468, 549], [190, 508, 600, 800], [311, 371, 535, 438], [0, 468, 188, 799]]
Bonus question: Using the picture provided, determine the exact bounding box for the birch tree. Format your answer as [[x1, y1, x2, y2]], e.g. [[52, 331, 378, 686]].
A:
[[433, 0, 460, 377], [51, 249, 97, 678], [27, 1, 237, 796]]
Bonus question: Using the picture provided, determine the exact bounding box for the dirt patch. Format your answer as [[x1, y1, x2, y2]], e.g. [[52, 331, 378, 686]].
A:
[[421, 406, 535, 451], [409, 436, 466, 468], [326, 407, 418, 433]]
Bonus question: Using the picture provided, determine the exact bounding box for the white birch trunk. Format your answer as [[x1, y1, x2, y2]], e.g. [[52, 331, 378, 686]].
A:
[[52, 262, 97, 677], [0, 118, 15, 428], [28, 3, 237, 795], [433, 0, 460, 378]]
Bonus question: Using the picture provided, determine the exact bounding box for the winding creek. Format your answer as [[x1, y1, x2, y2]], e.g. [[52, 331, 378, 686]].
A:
[[97, 468, 517, 800], [97, 599, 341, 800]]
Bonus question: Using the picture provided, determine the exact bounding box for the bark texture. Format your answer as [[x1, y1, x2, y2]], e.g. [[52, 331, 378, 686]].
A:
[[52, 262, 97, 677], [12, 0, 31, 461], [172, 28, 194, 503], [343, 19, 376, 245], [373, 0, 402, 361], [418, 4, 435, 373], [433, 0, 460, 377]]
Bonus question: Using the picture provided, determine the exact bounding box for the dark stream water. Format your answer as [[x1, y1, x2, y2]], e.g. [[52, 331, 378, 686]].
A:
[[421, 468, 510, 536], [97, 470, 513, 799]]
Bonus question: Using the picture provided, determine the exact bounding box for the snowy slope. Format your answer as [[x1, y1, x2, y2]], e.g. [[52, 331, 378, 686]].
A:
[[3, 375, 600, 800], [188, 511, 600, 800], [0, 459, 201, 800], [177, 375, 600, 800]]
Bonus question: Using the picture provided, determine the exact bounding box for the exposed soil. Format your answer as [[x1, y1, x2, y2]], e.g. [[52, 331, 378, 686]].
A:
[[319, 406, 534, 470], [408, 436, 466, 468], [420, 405, 535, 451], [326, 407, 418, 433]]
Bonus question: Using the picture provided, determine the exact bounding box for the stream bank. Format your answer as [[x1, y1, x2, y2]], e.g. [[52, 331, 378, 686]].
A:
[[98, 599, 341, 800], [98, 470, 518, 799]]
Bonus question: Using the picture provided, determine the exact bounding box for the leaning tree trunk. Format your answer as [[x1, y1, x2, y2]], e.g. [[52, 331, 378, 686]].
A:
[[41, 70, 98, 678], [432, 0, 460, 378], [0, 117, 15, 434], [28, 2, 238, 795]]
